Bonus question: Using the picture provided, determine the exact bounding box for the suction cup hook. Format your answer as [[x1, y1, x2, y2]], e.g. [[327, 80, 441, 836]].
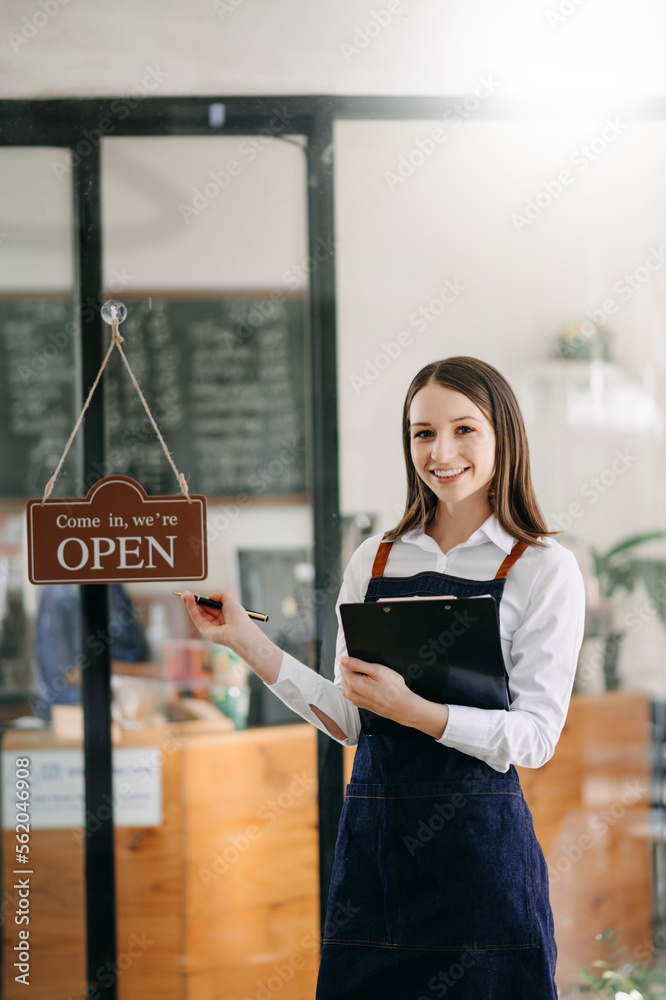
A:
[[101, 300, 128, 325]]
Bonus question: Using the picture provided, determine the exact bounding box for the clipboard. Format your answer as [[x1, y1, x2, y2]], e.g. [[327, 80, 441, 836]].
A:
[[339, 597, 509, 736]]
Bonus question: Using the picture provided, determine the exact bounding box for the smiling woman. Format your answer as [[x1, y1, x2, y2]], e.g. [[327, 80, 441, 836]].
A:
[[184, 354, 587, 1000]]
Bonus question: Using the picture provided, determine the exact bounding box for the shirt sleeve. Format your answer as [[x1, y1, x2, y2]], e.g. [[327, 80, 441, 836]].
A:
[[436, 545, 587, 772], [263, 541, 373, 746]]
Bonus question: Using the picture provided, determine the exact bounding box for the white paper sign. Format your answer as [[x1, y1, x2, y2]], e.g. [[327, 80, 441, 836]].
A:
[[1, 748, 162, 829]]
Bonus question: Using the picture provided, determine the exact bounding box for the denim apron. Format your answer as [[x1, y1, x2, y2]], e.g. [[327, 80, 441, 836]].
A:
[[315, 537, 558, 1000]]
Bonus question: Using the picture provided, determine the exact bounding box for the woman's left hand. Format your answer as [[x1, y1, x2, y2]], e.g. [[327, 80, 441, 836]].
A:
[[338, 656, 416, 726], [339, 656, 450, 738]]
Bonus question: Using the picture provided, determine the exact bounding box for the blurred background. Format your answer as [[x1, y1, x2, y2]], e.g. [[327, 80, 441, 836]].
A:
[[2, 0, 666, 997]]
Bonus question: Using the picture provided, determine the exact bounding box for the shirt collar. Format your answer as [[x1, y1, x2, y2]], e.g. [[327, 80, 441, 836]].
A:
[[400, 512, 516, 556]]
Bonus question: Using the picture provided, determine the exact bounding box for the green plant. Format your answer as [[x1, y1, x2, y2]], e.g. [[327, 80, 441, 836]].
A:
[[580, 928, 666, 998], [590, 531, 666, 622], [563, 530, 666, 690]]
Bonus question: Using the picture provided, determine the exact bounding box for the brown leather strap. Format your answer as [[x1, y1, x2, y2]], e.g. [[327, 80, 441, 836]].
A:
[[372, 537, 528, 581], [494, 541, 529, 580], [370, 538, 394, 579]]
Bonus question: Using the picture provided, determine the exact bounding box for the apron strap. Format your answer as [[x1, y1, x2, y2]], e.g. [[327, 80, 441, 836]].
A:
[[494, 540, 529, 579], [371, 536, 529, 581], [370, 538, 394, 578]]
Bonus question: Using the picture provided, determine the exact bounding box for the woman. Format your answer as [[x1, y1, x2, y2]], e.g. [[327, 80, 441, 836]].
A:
[[181, 356, 586, 999]]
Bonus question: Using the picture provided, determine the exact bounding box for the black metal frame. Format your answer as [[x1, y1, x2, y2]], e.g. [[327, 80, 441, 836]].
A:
[[75, 141, 119, 996], [3, 91, 665, 995]]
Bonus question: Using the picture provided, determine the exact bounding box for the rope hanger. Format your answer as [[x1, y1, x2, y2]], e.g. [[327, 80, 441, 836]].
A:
[[41, 301, 192, 505]]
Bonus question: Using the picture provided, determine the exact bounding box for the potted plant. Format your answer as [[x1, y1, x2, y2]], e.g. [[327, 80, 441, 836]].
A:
[[564, 530, 666, 691], [580, 928, 666, 998], [592, 531, 666, 689]]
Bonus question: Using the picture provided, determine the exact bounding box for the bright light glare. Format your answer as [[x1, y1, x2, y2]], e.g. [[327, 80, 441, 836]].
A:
[[468, 0, 665, 99]]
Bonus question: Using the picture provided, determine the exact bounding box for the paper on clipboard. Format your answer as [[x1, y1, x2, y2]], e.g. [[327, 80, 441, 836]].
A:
[[377, 595, 456, 601], [377, 595, 490, 601]]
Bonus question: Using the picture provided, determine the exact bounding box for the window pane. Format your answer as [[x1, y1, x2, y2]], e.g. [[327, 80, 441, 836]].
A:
[[101, 134, 320, 998], [0, 146, 86, 1000]]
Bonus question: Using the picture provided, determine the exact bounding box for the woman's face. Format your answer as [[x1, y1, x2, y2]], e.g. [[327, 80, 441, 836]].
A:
[[409, 383, 496, 505]]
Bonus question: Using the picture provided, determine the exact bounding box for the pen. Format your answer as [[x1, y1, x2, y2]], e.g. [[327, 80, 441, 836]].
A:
[[173, 592, 269, 622]]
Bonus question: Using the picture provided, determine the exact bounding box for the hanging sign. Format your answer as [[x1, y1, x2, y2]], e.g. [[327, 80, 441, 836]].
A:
[[27, 475, 207, 584], [26, 300, 209, 585]]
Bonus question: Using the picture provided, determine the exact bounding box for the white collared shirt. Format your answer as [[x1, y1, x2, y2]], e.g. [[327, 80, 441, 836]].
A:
[[265, 513, 587, 772]]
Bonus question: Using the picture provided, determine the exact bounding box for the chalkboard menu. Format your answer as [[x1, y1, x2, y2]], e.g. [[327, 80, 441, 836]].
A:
[[0, 297, 79, 499], [0, 294, 307, 499]]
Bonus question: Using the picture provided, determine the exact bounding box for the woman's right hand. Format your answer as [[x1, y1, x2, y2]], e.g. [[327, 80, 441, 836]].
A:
[[181, 589, 250, 648], [180, 589, 283, 685]]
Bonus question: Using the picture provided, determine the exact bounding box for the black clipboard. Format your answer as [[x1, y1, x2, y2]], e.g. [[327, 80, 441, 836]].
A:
[[339, 597, 509, 736]]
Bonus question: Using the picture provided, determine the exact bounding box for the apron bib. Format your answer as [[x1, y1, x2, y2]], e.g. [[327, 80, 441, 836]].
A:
[[316, 538, 559, 1000]]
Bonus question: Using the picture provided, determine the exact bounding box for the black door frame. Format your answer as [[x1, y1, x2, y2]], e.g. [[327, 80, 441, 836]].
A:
[[1, 92, 658, 996]]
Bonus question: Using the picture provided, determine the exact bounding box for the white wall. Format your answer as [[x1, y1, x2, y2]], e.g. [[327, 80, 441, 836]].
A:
[[334, 118, 666, 548], [1, 0, 666, 99]]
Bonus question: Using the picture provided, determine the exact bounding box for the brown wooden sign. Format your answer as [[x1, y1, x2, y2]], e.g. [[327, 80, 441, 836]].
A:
[[27, 476, 207, 584]]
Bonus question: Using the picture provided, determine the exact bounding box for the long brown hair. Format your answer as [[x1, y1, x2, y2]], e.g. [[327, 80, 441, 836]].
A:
[[384, 356, 557, 549]]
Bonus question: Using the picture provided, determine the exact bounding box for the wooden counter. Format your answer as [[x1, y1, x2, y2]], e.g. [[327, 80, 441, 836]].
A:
[[1, 721, 320, 1000], [1, 691, 653, 998]]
